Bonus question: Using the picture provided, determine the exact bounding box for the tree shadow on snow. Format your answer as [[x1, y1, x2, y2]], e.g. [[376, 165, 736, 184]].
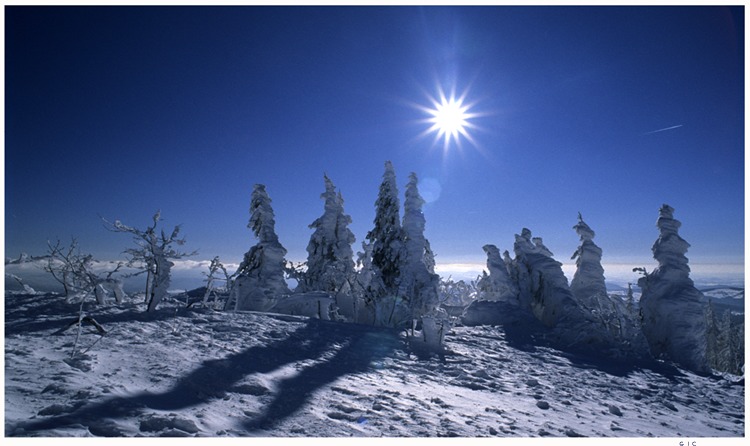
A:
[[10, 318, 401, 437], [243, 327, 400, 431]]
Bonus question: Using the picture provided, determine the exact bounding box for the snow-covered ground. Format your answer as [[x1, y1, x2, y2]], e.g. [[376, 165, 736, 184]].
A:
[[4, 288, 744, 438]]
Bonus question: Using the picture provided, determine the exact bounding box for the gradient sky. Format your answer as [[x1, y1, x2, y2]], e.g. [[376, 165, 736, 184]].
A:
[[4, 5, 745, 276]]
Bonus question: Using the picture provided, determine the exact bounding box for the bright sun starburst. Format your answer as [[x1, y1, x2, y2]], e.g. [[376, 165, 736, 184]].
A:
[[417, 85, 480, 153]]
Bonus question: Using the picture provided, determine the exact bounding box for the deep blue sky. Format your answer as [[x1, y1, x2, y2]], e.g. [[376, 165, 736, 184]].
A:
[[4, 6, 745, 274]]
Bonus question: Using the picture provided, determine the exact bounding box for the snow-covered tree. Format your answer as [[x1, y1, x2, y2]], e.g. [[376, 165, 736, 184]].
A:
[[512, 228, 579, 328], [364, 161, 407, 327], [300, 174, 356, 296], [476, 244, 517, 302], [201, 256, 230, 308], [706, 301, 744, 375], [228, 184, 291, 312], [638, 204, 709, 373], [399, 172, 441, 321], [570, 213, 607, 310], [625, 283, 635, 315], [104, 211, 195, 311]]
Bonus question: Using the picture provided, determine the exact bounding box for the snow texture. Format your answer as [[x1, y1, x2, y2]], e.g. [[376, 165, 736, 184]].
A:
[[638, 204, 710, 374], [5, 291, 744, 438]]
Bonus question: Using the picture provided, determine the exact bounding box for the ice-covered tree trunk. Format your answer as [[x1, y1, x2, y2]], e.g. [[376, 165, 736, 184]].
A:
[[301, 175, 356, 297], [570, 213, 608, 310], [638, 204, 709, 374], [202, 256, 229, 307], [104, 211, 195, 311], [231, 184, 291, 312], [399, 172, 440, 322], [365, 161, 407, 327], [147, 247, 173, 312]]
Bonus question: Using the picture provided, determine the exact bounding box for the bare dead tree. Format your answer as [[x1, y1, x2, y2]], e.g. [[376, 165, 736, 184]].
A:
[[45, 238, 127, 304], [103, 210, 197, 311], [44, 238, 124, 358]]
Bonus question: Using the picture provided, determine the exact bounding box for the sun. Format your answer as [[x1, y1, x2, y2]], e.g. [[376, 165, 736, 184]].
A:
[[417, 85, 479, 152], [429, 96, 469, 142]]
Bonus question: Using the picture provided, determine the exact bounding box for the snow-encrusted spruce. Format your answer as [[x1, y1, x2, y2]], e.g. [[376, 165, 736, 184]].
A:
[[228, 184, 291, 312], [705, 298, 744, 375], [400, 172, 441, 319], [638, 204, 709, 374], [363, 161, 408, 327], [476, 244, 517, 302], [567, 215, 650, 356], [570, 213, 608, 309], [512, 228, 579, 328], [300, 175, 356, 295]]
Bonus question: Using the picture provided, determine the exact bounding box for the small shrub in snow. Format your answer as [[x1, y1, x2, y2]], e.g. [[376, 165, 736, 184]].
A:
[[104, 211, 196, 311]]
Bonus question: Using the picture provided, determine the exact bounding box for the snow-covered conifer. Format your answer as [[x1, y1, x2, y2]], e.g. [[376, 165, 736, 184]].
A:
[[364, 161, 407, 326], [301, 174, 356, 295], [512, 228, 579, 327], [229, 184, 291, 312], [476, 244, 516, 302], [570, 213, 608, 310], [625, 283, 635, 315], [400, 172, 440, 321], [638, 204, 709, 373]]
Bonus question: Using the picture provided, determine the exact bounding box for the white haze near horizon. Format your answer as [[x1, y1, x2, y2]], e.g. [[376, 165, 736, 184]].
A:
[[4, 257, 744, 295]]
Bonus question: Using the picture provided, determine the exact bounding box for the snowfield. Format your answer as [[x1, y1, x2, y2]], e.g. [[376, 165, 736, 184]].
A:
[[4, 291, 744, 438]]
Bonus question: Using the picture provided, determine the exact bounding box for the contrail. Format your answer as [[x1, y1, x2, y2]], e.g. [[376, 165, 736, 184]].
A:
[[643, 124, 683, 135]]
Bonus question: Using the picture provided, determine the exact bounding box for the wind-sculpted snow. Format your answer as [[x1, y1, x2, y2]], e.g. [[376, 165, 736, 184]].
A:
[[230, 185, 291, 311], [639, 205, 710, 374], [570, 213, 608, 308], [512, 228, 581, 329], [5, 292, 743, 437], [476, 244, 516, 302], [467, 228, 650, 361], [300, 175, 356, 297]]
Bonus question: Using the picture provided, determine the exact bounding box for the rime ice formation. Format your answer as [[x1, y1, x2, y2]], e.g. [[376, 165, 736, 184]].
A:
[[570, 213, 608, 309], [229, 184, 291, 312], [400, 172, 440, 320], [638, 204, 709, 373], [511, 228, 580, 328], [147, 246, 174, 312], [476, 244, 516, 302], [364, 161, 408, 327], [270, 292, 338, 321], [301, 174, 357, 318], [465, 227, 649, 361]]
